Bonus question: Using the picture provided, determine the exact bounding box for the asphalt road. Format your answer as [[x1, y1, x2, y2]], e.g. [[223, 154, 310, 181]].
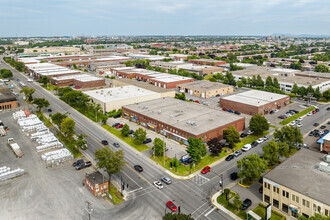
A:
[[1, 58, 235, 220]]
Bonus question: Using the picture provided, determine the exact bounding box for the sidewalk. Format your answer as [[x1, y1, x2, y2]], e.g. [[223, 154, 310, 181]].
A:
[[211, 191, 241, 220]]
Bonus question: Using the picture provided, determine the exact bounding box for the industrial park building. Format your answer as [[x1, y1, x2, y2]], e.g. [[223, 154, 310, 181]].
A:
[[83, 85, 173, 112], [122, 97, 245, 144], [51, 74, 105, 88], [220, 90, 290, 115], [177, 81, 234, 98], [263, 149, 330, 219], [188, 59, 226, 66]]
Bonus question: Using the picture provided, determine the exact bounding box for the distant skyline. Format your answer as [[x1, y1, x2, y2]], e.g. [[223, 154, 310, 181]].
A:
[[0, 0, 329, 37]]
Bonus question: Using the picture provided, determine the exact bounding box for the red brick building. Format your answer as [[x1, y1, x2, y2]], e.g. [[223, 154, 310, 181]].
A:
[[85, 171, 108, 196], [51, 74, 105, 88], [220, 90, 290, 115], [189, 59, 226, 66], [0, 91, 18, 110]]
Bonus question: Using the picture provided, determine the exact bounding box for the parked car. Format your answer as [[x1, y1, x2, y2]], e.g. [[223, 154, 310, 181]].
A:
[[112, 123, 120, 127], [297, 117, 303, 121], [166, 201, 177, 212], [320, 125, 326, 129], [225, 155, 235, 161], [270, 110, 275, 114], [256, 138, 264, 144], [113, 142, 120, 147], [195, 100, 199, 103], [73, 159, 84, 167], [297, 123, 303, 128], [222, 108, 227, 111], [143, 138, 152, 144], [114, 114, 121, 118], [230, 172, 239, 180], [251, 141, 258, 147], [247, 130, 254, 135], [182, 157, 193, 165], [161, 177, 172, 185], [315, 109, 319, 112], [234, 111, 241, 115], [327, 107, 330, 111], [319, 130, 324, 135], [314, 123, 320, 127], [47, 108, 52, 112], [129, 130, 134, 134], [242, 144, 252, 152], [115, 124, 123, 129], [309, 131, 314, 136], [263, 135, 269, 141], [134, 165, 143, 172], [234, 150, 242, 157], [75, 161, 92, 170], [324, 129, 329, 134], [273, 109, 279, 113], [307, 112, 313, 116], [201, 166, 211, 174], [241, 199, 252, 210], [289, 121, 296, 126], [101, 140, 108, 145], [240, 133, 247, 138], [312, 110, 317, 114], [75, 86, 81, 89], [153, 181, 163, 189], [227, 109, 234, 113]]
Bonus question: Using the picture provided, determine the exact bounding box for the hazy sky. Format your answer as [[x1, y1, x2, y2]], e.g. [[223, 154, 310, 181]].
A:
[[0, 0, 329, 37]]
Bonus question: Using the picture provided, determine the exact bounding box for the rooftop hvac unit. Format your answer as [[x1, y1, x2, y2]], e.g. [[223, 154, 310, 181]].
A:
[[186, 121, 191, 125], [170, 114, 174, 118], [158, 110, 162, 114], [191, 121, 197, 126], [324, 154, 330, 163], [318, 161, 330, 173]]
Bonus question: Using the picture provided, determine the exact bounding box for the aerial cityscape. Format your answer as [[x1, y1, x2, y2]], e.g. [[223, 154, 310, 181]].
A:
[[0, 1, 330, 220]]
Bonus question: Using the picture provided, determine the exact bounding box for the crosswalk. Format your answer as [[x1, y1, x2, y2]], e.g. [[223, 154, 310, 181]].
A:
[[191, 174, 210, 186]]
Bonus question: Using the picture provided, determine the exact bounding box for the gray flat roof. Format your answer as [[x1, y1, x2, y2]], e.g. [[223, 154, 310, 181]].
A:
[[177, 81, 233, 91], [264, 149, 330, 205], [221, 90, 289, 107], [113, 78, 174, 93], [123, 97, 244, 136]]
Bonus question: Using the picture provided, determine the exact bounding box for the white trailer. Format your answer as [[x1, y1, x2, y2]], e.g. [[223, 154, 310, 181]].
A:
[[8, 138, 24, 158]]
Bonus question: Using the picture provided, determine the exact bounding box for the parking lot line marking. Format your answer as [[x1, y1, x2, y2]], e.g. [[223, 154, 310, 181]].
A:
[[205, 207, 216, 217]]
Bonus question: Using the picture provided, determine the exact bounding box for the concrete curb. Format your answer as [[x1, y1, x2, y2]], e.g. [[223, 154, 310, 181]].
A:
[[211, 191, 241, 220], [165, 170, 195, 180]]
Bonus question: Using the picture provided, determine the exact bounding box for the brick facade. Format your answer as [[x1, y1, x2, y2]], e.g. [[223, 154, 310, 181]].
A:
[[0, 100, 18, 110]]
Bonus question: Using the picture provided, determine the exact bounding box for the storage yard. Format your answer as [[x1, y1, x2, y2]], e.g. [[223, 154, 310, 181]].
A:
[[0, 111, 109, 219]]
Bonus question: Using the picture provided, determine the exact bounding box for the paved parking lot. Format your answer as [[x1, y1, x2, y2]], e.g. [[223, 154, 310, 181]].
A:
[[0, 111, 110, 220], [231, 182, 263, 211]]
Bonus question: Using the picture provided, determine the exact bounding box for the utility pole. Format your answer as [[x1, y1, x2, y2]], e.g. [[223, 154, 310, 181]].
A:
[[84, 201, 93, 220], [163, 137, 165, 166]]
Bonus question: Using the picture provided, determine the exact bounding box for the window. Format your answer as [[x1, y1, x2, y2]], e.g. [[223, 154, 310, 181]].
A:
[[276, 188, 279, 194], [273, 186, 276, 192], [264, 182, 267, 188], [325, 209, 329, 216], [306, 201, 310, 208], [303, 199, 306, 206], [292, 194, 296, 201], [282, 204, 289, 213], [282, 190, 285, 197], [318, 206, 321, 213], [264, 195, 270, 203], [273, 199, 279, 209], [268, 183, 270, 190], [296, 196, 299, 203], [286, 191, 289, 198], [292, 211, 298, 218]]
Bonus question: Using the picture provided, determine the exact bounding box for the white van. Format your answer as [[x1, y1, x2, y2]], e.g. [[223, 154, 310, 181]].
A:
[[27, 79, 33, 82]]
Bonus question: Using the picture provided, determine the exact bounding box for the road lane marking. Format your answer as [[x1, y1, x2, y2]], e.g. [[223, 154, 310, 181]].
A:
[[205, 207, 216, 217]]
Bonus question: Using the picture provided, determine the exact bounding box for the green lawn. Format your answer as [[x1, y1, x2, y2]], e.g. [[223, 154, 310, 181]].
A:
[[253, 204, 286, 220], [102, 125, 150, 152], [235, 131, 270, 149], [270, 125, 279, 129], [108, 183, 124, 205], [279, 106, 316, 125], [217, 193, 247, 219]]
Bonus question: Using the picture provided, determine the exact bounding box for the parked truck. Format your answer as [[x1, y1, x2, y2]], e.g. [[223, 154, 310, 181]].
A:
[[8, 138, 24, 158]]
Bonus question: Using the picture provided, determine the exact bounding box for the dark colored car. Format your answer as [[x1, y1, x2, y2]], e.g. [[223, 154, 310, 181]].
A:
[[166, 201, 177, 212], [234, 111, 241, 115], [201, 166, 211, 174], [47, 108, 52, 112], [129, 130, 134, 134], [101, 140, 109, 145], [309, 131, 314, 136], [222, 108, 227, 111], [143, 138, 152, 144], [251, 141, 258, 147], [215, 94, 221, 97], [73, 159, 84, 167], [324, 129, 329, 134], [270, 110, 275, 114], [183, 157, 193, 165], [227, 109, 234, 113], [315, 109, 319, 112], [314, 123, 320, 127], [134, 165, 143, 172], [327, 107, 330, 111], [114, 114, 121, 118], [241, 199, 252, 210], [258, 186, 263, 193], [321, 125, 326, 129], [240, 133, 247, 138], [112, 123, 120, 127], [113, 142, 120, 147], [230, 172, 238, 180], [226, 155, 235, 161], [75, 161, 92, 170]]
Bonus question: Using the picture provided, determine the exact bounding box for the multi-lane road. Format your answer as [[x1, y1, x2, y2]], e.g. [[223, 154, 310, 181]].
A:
[[2, 57, 329, 220]]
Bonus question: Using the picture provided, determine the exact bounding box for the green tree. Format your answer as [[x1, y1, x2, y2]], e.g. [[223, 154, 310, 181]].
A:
[[307, 85, 314, 94], [291, 83, 299, 94], [207, 137, 223, 156], [273, 78, 280, 89], [175, 93, 186, 100], [256, 75, 264, 87], [237, 81, 243, 88], [249, 114, 269, 135], [121, 124, 130, 137], [152, 137, 166, 156], [223, 126, 240, 149], [39, 76, 50, 86], [314, 87, 322, 100], [101, 116, 108, 125], [95, 146, 125, 187], [298, 86, 307, 97], [262, 141, 280, 166], [163, 212, 194, 220], [322, 89, 330, 101], [233, 195, 242, 210], [51, 112, 67, 129], [241, 77, 247, 85], [237, 154, 268, 182], [251, 75, 257, 87], [76, 134, 87, 150], [20, 87, 35, 102], [32, 98, 50, 112], [186, 137, 207, 163], [0, 69, 13, 78], [134, 128, 147, 144], [314, 64, 329, 73], [274, 126, 303, 152], [223, 188, 230, 204], [60, 117, 75, 139], [298, 214, 330, 220], [265, 76, 273, 87]]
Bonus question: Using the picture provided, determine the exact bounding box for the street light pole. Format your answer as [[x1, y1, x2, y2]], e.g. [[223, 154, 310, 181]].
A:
[[163, 137, 165, 166]]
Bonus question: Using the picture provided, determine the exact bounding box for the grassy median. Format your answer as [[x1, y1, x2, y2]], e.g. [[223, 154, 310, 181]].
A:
[[279, 106, 316, 125], [102, 125, 150, 152]]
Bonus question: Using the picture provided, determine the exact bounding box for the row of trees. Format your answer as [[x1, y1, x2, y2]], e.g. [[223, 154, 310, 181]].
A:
[[0, 69, 13, 78], [290, 83, 326, 100], [3, 57, 25, 72]]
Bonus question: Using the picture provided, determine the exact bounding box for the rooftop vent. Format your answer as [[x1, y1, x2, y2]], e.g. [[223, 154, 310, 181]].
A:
[[158, 110, 162, 114]]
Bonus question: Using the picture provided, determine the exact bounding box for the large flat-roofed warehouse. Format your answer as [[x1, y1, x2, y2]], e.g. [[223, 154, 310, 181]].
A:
[[220, 90, 290, 115], [122, 97, 245, 144], [26, 63, 81, 78], [177, 81, 234, 98], [263, 149, 330, 218], [83, 85, 168, 112], [51, 74, 105, 88]]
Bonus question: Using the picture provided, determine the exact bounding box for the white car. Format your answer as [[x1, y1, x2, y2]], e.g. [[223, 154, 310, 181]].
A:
[[307, 112, 313, 116], [242, 144, 252, 152], [297, 123, 303, 128], [273, 109, 279, 113], [247, 130, 254, 135], [289, 121, 296, 126], [319, 131, 324, 135], [27, 79, 33, 82], [153, 181, 163, 189], [257, 138, 264, 144]]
